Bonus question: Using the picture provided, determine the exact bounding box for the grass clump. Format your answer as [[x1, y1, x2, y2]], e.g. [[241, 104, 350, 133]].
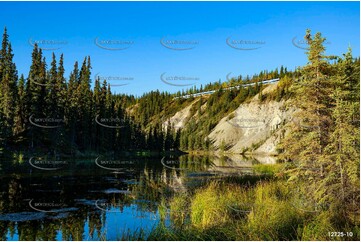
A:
[[245, 181, 303, 240], [190, 182, 229, 229], [253, 163, 285, 176], [169, 192, 190, 227], [126, 179, 360, 241]]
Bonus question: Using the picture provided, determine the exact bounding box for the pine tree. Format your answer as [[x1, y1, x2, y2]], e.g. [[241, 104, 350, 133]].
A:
[[92, 77, 101, 151], [14, 74, 26, 134], [0, 27, 18, 148], [66, 61, 80, 151], [281, 31, 332, 157], [322, 48, 360, 222], [279, 30, 335, 206], [55, 54, 67, 151], [278, 31, 360, 225], [26, 45, 47, 149], [46, 53, 58, 119], [56, 54, 67, 118], [75, 57, 92, 150]]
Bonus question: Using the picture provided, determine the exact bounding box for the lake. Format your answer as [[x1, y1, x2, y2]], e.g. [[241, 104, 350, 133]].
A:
[[0, 154, 275, 240]]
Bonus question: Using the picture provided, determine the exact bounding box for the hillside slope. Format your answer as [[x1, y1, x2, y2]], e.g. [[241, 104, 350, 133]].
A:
[[164, 82, 293, 155]]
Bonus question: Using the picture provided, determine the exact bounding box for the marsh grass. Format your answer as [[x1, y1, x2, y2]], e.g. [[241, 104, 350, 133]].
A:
[[245, 181, 302, 240], [253, 163, 285, 175], [122, 171, 359, 241], [169, 192, 190, 227], [119, 227, 147, 241]]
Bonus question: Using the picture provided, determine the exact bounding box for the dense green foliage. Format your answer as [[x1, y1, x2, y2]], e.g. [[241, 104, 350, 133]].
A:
[[0, 27, 359, 240], [0, 28, 18, 152], [131, 69, 292, 152], [0, 28, 180, 156], [0, 27, 290, 156], [278, 29, 360, 230], [120, 30, 360, 241], [121, 177, 358, 241]]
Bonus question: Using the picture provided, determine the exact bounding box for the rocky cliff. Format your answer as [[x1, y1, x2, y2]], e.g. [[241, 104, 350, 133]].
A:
[[163, 82, 294, 155]]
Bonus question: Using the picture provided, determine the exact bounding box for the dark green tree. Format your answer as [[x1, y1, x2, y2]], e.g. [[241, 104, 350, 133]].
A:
[[0, 27, 18, 148]]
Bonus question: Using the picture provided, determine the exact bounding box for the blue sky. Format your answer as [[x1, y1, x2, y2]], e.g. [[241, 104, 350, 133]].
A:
[[0, 1, 359, 96]]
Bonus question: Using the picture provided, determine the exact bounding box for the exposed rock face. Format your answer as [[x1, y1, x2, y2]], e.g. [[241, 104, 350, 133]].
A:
[[164, 82, 294, 155], [163, 99, 198, 131], [208, 100, 292, 154]]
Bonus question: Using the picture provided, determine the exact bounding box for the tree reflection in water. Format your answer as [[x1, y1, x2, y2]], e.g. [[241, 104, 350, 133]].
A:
[[0, 154, 263, 240]]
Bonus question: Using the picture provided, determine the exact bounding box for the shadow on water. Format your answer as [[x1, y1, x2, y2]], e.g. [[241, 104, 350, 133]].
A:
[[0, 153, 275, 240]]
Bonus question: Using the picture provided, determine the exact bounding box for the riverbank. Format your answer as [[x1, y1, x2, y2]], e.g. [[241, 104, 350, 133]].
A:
[[0, 149, 188, 161], [123, 168, 360, 241]]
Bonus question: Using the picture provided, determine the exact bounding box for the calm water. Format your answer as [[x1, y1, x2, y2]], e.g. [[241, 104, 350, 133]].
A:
[[0, 154, 274, 240]]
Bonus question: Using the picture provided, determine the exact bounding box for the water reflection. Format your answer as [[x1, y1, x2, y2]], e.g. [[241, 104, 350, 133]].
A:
[[0, 154, 274, 240]]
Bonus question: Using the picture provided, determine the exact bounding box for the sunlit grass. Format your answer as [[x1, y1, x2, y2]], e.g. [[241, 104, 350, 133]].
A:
[[245, 181, 302, 240], [125, 178, 360, 241], [253, 163, 285, 176]]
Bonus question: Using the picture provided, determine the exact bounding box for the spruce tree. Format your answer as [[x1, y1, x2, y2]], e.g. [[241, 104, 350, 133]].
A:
[[77, 57, 92, 150], [322, 48, 360, 222], [0, 27, 18, 148], [15, 74, 26, 134], [279, 30, 334, 206], [279, 30, 360, 224], [26, 46, 47, 148], [66, 61, 80, 151]]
